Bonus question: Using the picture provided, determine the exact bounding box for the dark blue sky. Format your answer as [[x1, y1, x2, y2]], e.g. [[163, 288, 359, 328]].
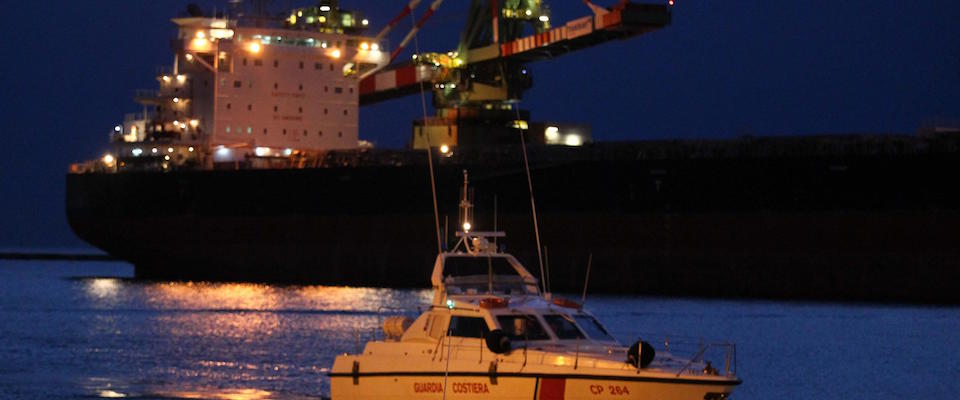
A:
[[1, 1, 957, 248]]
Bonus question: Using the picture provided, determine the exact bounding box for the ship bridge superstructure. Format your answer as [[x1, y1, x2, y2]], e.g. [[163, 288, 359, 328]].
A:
[[105, 3, 390, 172]]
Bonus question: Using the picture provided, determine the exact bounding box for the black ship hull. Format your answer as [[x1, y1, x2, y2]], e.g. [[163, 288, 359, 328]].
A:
[[66, 142, 960, 303]]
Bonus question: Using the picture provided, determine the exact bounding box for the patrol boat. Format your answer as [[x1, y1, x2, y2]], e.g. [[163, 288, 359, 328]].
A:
[[329, 177, 741, 399]]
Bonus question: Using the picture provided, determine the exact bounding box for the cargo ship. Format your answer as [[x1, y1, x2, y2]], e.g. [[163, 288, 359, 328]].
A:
[[66, 1, 960, 303]]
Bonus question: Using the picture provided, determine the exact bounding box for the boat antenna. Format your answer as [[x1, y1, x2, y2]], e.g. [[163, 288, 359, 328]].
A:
[[544, 245, 551, 295], [459, 170, 473, 234], [515, 104, 546, 295], [411, 9, 443, 254], [581, 253, 593, 304]]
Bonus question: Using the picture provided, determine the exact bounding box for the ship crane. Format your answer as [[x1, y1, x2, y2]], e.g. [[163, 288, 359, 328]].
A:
[[358, 0, 672, 148]]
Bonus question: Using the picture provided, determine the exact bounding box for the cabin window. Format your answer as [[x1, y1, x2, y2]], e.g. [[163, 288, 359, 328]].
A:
[[274, 60, 279, 67], [299, 84, 303, 91], [226, 103, 231, 110], [282, 129, 287, 135], [299, 107, 303, 113], [315, 62, 321, 70], [247, 104, 252, 111], [274, 82, 279, 89], [574, 315, 615, 342], [263, 128, 268, 135], [542, 315, 585, 340], [233, 80, 242, 88], [448, 317, 489, 338], [496, 315, 549, 341], [254, 59, 263, 66], [299, 61, 304, 69], [335, 87, 343, 94], [318, 130, 323, 136]]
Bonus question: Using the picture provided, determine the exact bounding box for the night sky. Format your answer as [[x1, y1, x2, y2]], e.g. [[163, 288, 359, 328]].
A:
[[0, 1, 957, 249]]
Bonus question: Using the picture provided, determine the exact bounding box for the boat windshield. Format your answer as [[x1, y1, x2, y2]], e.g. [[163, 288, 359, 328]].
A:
[[443, 256, 533, 296], [543, 314, 586, 340], [496, 315, 550, 341], [573, 315, 616, 342]]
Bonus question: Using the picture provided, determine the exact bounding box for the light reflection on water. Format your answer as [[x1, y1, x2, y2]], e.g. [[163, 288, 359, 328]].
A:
[[1, 261, 958, 399]]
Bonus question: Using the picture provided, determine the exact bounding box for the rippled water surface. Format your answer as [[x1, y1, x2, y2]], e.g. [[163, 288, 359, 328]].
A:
[[1, 260, 958, 399]]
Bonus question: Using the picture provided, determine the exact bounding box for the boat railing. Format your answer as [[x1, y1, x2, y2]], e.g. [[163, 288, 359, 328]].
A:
[[629, 332, 737, 377]]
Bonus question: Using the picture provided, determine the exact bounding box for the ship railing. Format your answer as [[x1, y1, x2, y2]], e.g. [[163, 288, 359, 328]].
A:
[[135, 89, 160, 99], [624, 331, 737, 378]]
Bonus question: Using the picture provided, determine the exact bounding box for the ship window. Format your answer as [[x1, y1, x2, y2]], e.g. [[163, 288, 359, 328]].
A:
[[542, 315, 585, 340], [449, 317, 490, 338], [226, 103, 231, 110], [282, 129, 287, 135], [298, 84, 303, 91], [303, 130, 307, 136], [298, 107, 303, 113], [315, 62, 321, 70], [248, 104, 252, 111], [496, 316, 550, 341], [349, 87, 354, 94], [255, 59, 263, 66], [573, 315, 615, 342], [242, 58, 247, 66], [263, 128, 268, 135], [318, 130, 323, 136], [324, 108, 328, 115], [338, 132, 342, 138], [274, 105, 278, 112], [343, 109, 348, 116], [225, 126, 231, 133], [274, 82, 278, 89], [247, 127, 252, 134], [299, 61, 304, 69], [335, 87, 343, 94], [233, 80, 242, 88], [324, 86, 329, 93], [274, 60, 279, 67], [329, 64, 334, 71]]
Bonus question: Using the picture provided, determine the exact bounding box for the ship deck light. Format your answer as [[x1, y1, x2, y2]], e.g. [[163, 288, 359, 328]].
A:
[[320, 5, 331, 12]]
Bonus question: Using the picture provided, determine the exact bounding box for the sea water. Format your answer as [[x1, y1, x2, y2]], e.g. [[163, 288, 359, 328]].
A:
[[0, 260, 957, 399]]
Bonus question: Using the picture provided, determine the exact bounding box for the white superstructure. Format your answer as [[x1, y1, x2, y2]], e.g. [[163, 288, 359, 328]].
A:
[[109, 5, 389, 171]]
